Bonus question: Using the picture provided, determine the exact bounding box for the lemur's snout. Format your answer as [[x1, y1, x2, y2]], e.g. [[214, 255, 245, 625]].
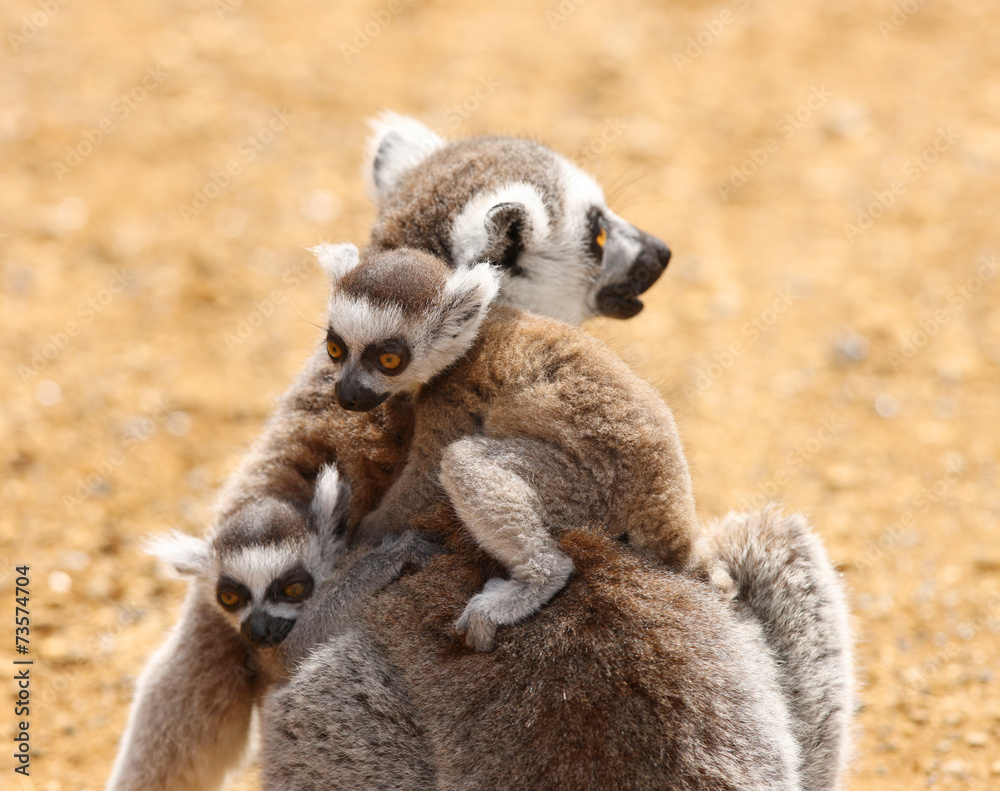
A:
[[596, 233, 671, 320], [241, 611, 296, 648], [336, 379, 390, 412]]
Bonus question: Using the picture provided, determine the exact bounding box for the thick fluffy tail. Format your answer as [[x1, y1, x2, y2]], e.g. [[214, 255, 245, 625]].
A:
[[705, 506, 854, 791]]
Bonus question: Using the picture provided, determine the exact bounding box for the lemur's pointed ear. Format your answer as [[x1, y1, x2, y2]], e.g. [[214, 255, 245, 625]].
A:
[[145, 532, 213, 577], [438, 262, 501, 345], [312, 243, 360, 284], [482, 202, 531, 271], [365, 111, 444, 202], [449, 183, 551, 269]]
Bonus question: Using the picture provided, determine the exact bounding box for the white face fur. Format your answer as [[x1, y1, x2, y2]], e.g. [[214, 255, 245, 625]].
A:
[[148, 465, 346, 646], [315, 244, 501, 411]]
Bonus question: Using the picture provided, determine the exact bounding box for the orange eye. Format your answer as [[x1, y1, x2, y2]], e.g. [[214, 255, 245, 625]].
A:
[[327, 340, 343, 360], [378, 352, 402, 370], [283, 582, 306, 599], [595, 226, 608, 248], [218, 591, 241, 609]]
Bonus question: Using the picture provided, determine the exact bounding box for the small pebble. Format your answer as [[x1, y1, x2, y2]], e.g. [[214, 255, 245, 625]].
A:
[[965, 731, 989, 747], [875, 393, 899, 418], [941, 759, 970, 777], [49, 570, 72, 593]]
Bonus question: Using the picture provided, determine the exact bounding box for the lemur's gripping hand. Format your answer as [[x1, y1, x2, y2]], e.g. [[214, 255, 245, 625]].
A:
[[378, 530, 449, 569]]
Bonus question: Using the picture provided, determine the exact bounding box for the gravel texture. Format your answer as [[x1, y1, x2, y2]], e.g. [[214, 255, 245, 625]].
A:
[[1, 0, 998, 788]]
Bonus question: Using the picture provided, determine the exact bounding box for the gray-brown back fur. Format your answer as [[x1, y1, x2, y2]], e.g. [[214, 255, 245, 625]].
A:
[[263, 531, 801, 791]]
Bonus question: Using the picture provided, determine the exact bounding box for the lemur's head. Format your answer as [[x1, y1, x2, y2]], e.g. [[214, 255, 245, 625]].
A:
[[315, 243, 499, 412], [149, 466, 347, 648], [365, 112, 671, 324]]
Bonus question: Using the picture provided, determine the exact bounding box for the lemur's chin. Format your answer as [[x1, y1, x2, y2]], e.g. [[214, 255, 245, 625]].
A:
[[595, 291, 645, 320]]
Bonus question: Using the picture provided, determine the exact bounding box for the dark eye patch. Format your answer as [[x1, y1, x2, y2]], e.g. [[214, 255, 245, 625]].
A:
[[362, 338, 411, 377], [268, 565, 314, 602], [326, 329, 349, 362], [587, 207, 607, 259], [217, 577, 252, 611]]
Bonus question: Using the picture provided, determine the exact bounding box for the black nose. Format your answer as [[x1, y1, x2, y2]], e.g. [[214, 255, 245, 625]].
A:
[[634, 232, 671, 286], [595, 232, 671, 320], [241, 612, 296, 648], [336, 380, 390, 412]]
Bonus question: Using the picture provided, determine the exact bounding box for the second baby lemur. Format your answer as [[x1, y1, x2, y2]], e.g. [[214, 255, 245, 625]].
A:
[[319, 242, 732, 650]]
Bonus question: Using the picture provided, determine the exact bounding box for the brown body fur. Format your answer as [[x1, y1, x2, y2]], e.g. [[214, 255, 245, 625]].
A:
[[212, 353, 413, 530], [355, 304, 713, 588]]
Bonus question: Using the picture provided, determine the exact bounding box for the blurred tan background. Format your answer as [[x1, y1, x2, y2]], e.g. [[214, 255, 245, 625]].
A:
[[1, 0, 998, 788]]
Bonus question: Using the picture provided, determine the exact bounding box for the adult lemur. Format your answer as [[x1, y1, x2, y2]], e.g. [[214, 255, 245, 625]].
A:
[[257, 245, 847, 791], [107, 114, 852, 791]]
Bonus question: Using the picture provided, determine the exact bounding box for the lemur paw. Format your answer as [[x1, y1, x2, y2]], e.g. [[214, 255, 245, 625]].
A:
[[709, 562, 738, 601], [455, 607, 498, 652], [455, 578, 504, 653]]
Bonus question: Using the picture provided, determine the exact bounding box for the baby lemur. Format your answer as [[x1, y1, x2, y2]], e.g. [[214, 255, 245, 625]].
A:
[[319, 242, 731, 650], [108, 466, 440, 791]]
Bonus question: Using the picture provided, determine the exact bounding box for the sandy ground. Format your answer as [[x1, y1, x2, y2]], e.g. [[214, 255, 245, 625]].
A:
[[1, 0, 999, 788]]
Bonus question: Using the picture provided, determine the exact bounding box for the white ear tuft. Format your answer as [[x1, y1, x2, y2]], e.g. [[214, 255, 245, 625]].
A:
[[312, 243, 360, 284], [439, 261, 501, 343], [449, 183, 552, 268], [364, 111, 445, 203], [145, 531, 213, 577]]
